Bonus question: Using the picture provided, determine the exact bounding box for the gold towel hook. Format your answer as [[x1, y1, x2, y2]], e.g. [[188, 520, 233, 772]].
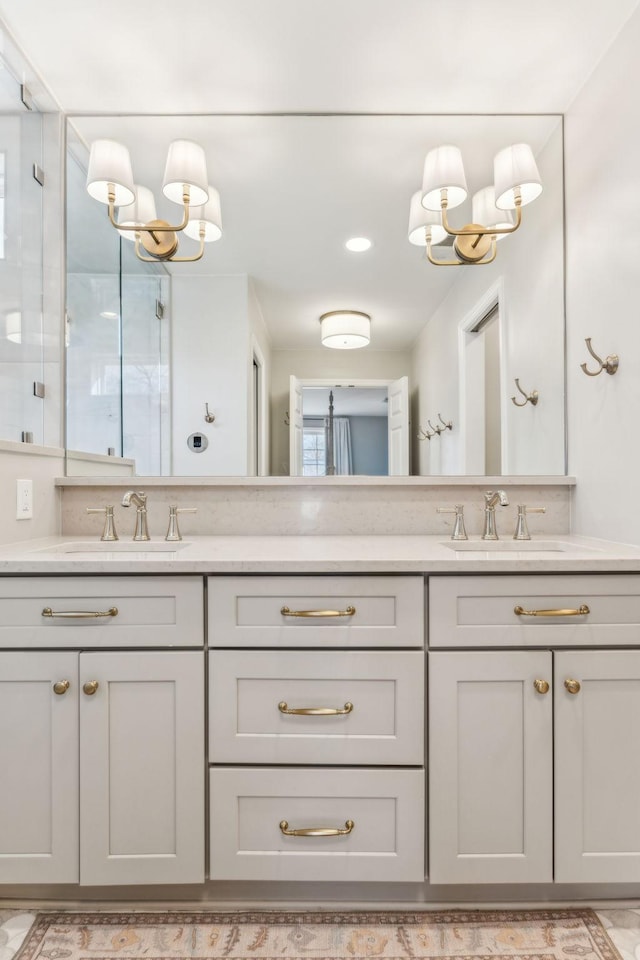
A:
[[428, 418, 443, 435], [580, 337, 619, 376], [511, 378, 539, 407], [438, 413, 453, 431], [204, 403, 215, 423], [417, 425, 434, 441]]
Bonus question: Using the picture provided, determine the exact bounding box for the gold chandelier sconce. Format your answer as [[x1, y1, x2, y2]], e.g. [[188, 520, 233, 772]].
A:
[[408, 143, 542, 266], [86, 139, 222, 263]]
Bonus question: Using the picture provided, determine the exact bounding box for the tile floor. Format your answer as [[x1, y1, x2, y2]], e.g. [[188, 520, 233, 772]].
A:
[[0, 906, 639, 960]]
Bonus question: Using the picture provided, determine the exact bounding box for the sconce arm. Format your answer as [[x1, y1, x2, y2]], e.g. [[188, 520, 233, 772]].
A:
[[427, 238, 497, 267], [107, 185, 191, 233]]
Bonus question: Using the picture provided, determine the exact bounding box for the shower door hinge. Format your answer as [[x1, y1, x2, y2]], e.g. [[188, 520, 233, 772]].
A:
[[20, 84, 34, 111], [33, 163, 45, 186], [33, 381, 45, 399], [156, 299, 165, 320]]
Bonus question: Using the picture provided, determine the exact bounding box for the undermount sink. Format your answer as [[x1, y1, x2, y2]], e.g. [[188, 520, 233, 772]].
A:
[[36, 540, 191, 554], [442, 540, 600, 553]]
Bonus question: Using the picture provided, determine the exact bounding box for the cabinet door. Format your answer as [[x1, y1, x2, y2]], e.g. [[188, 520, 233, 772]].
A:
[[429, 650, 553, 884], [0, 652, 78, 882], [79, 651, 204, 885], [555, 650, 640, 882]]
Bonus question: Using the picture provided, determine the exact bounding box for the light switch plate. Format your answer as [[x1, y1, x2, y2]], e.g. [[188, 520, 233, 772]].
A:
[[16, 479, 33, 520]]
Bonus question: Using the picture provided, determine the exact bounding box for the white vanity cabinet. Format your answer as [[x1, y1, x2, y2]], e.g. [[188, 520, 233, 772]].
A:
[[0, 577, 205, 886], [428, 574, 640, 885], [207, 575, 426, 882]]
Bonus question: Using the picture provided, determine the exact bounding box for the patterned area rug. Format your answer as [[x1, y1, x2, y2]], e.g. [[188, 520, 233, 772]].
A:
[[15, 909, 622, 960]]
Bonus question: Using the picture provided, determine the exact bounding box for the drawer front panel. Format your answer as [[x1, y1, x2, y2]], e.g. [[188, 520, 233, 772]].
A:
[[0, 577, 203, 648], [209, 649, 424, 764], [429, 574, 640, 648], [208, 576, 424, 648], [209, 767, 425, 881]]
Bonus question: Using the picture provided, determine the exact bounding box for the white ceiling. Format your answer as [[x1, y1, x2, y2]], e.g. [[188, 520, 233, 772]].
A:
[[0, 0, 637, 114]]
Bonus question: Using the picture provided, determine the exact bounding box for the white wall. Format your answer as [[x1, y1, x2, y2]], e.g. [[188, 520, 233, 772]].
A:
[[270, 348, 410, 475], [171, 275, 250, 475], [0, 443, 63, 543], [565, 4, 640, 544], [410, 124, 565, 477]]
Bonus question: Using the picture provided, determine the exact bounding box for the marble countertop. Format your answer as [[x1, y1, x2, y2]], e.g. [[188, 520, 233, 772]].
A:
[[1, 534, 640, 574]]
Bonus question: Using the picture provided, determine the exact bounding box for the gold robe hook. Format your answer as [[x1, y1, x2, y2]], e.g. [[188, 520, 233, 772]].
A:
[[511, 378, 539, 407], [580, 337, 619, 376]]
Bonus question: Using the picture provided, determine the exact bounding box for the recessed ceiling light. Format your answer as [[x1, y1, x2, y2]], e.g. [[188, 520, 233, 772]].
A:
[[345, 237, 372, 253]]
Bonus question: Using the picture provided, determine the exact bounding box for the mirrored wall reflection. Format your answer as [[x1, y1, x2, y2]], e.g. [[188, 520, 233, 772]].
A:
[[0, 60, 45, 444], [66, 153, 170, 475]]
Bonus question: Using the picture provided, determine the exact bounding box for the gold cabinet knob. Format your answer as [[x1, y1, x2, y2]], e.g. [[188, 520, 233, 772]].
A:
[[82, 680, 99, 696], [564, 678, 581, 695], [533, 679, 550, 694], [52, 680, 70, 695]]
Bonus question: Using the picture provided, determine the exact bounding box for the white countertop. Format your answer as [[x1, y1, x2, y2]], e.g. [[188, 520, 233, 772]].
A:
[[1, 534, 640, 574]]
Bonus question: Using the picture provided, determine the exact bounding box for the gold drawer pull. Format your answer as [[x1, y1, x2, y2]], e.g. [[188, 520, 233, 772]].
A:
[[564, 678, 581, 695], [514, 604, 590, 618], [42, 606, 119, 619], [82, 680, 99, 696], [280, 605, 356, 618], [533, 679, 550, 694], [279, 819, 354, 837], [278, 701, 353, 716], [52, 680, 70, 695]]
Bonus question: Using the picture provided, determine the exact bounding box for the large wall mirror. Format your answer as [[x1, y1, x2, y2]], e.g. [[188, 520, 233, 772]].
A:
[[66, 113, 565, 477]]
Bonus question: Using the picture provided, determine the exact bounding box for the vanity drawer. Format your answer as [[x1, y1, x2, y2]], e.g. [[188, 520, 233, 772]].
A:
[[208, 576, 424, 648], [209, 766, 425, 882], [0, 577, 204, 648], [209, 649, 424, 764], [429, 574, 640, 648]]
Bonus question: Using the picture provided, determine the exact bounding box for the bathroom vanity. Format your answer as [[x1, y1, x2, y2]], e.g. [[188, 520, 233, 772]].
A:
[[1, 533, 640, 900]]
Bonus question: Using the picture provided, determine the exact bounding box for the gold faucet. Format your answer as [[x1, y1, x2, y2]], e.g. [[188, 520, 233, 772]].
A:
[[121, 490, 150, 541], [482, 490, 509, 540]]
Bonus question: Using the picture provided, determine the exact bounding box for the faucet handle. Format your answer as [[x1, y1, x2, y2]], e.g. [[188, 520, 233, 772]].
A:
[[165, 505, 197, 542], [513, 504, 546, 541], [86, 505, 118, 542], [437, 505, 468, 541]]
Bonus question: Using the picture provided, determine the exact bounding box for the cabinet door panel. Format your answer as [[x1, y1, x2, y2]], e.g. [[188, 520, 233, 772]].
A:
[[0, 652, 78, 882], [555, 650, 640, 882], [80, 651, 204, 885], [429, 650, 553, 884]]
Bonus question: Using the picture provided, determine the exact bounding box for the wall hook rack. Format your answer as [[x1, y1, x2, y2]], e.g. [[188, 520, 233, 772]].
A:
[[511, 378, 539, 407], [428, 418, 443, 436], [284, 411, 290, 426], [204, 403, 215, 423], [580, 337, 619, 376], [418, 415, 454, 440], [438, 413, 453, 431], [417, 425, 434, 441]]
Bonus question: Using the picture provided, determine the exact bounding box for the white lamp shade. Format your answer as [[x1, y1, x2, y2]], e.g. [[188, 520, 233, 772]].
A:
[[162, 139, 209, 206], [494, 143, 542, 210], [472, 186, 515, 240], [184, 185, 223, 242], [421, 145, 467, 211], [320, 311, 370, 350], [408, 190, 447, 246], [116, 185, 157, 240], [86, 140, 135, 206]]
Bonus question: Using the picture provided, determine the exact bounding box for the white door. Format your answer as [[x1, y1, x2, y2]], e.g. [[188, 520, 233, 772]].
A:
[[429, 650, 553, 884], [387, 376, 409, 475], [0, 652, 79, 883], [79, 650, 204, 885], [288, 375, 304, 476], [555, 650, 640, 882]]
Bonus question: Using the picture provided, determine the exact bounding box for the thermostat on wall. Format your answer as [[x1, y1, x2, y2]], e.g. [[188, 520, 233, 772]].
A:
[[187, 432, 208, 453]]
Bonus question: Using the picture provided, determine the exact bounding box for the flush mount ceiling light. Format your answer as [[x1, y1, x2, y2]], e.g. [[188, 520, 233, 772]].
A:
[[86, 138, 223, 263], [320, 310, 371, 349], [345, 237, 372, 252], [415, 142, 542, 266]]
